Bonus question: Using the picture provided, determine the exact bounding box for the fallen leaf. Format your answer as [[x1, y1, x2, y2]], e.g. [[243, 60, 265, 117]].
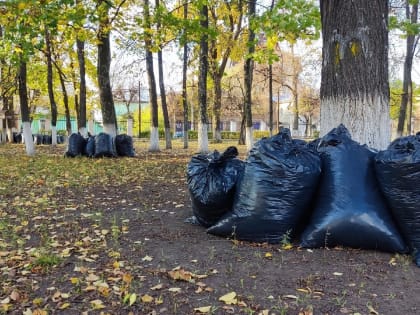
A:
[[151, 284, 163, 290], [168, 287, 182, 293], [141, 294, 153, 303], [219, 292, 237, 305], [194, 306, 212, 313], [264, 252, 272, 259], [59, 303, 71, 310], [142, 255, 153, 262], [86, 274, 100, 282], [367, 304, 379, 315], [333, 272, 343, 276], [90, 299, 105, 309]]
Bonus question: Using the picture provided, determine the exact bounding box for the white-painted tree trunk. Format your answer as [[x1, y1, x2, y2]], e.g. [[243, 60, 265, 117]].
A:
[[22, 122, 35, 156], [103, 123, 117, 138], [246, 126, 253, 152], [51, 126, 57, 146], [320, 95, 390, 150], [198, 122, 209, 153], [127, 119, 133, 137], [79, 127, 87, 138], [148, 126, 160, 151]]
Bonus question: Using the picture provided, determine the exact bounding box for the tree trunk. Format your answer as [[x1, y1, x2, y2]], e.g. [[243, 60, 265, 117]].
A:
[[18, 60, 35, 155], [198, 3, 209, 153], [268, 64, 273, 136], [45, 28, 58, 146], [97, 3, 117, 137], [157, 50, 172, 149], [144, 0, 160, 152], [69, 56, 79, 135], [56, 66, 72, 136], [182, 0, 189, 149], [156, 0, 171, 149], [396, 2, 418, 137], [77, 38, 87, 136], [244, 0, 256, 151], [320, 0, 390, 150]]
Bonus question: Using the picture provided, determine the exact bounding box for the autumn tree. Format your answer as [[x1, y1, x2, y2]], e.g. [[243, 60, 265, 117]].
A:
[[319, 0, 390, 149], [208, 0, 244, 142]]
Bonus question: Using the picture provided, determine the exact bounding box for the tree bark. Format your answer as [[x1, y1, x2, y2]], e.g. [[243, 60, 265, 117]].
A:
[[18, 60, 35, 155], [396, 2, 418, 137], [45, 28, 58, 145], [198, 3, 209, 153], [77, 38, 87, 136], [156, 0, 171, 149], [97, 2, 117, 137], [244, 0, 256, 151], [268, 64, 273, 136], [320, 0, 390, 150], [182, 0, 189, 149], [56, 65, 72, 136], [144, 0, 160, 152]]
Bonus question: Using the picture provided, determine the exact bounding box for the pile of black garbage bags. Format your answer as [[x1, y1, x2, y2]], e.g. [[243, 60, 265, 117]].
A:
[[65, 132, 135, 158], [11, 132, 65, 145], [187, 125, 420, 266]]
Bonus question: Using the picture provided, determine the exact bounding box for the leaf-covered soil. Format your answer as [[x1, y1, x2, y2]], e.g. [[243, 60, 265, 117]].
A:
[[1, 141, 419, 315]]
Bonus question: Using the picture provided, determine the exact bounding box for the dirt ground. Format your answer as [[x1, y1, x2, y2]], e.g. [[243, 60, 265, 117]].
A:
[[0, 141, 420, 315]]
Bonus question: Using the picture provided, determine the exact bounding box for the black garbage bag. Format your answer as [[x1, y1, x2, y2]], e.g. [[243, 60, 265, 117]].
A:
[[57, 135, 65, 144], [34, 134, 43, 145], [94, 132, 116, 158], [84, 136, 96, 157], [13, 132, 22, 144], [207, 129, 321, 243], [65, 133, 86, 157], [115, 134, 135, 157], [375, 134, 420, 265], [42, 134, 52, 145], [187, 146, 244, 228], [300, 124, 407, 253]]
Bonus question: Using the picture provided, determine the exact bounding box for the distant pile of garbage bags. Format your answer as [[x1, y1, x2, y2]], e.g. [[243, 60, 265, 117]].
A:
[[187, 125, 420, 266], [65, 132, 135, 158], [11, 132, 66, 145]]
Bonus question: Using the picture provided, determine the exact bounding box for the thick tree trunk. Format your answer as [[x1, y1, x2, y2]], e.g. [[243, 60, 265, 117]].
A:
[[18, 61, 34, 155], [244, 0, 256, 151], [182, 0, 189, 149], [198, 3, 209, 153], [320, 0, 390, 150], [45, 28, 58, 146], [97, 5, 117, 137], [396, 3, 418, 137], [77, 39, 87, 136]]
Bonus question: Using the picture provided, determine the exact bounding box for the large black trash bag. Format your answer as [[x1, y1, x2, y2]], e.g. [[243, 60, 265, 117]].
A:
[[65, 133, 86, 157], [94, 132, 116, 158], [300, 124, 407, 253], [375, 134, 420, 265], [207, 129, 321, 243], [187, 146, 244, 228], [84, 136, 96, 157], [115, 134, 135, 157]]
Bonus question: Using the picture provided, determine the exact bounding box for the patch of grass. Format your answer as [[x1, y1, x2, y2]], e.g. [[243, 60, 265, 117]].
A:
[[31, 251, 62, 271]]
